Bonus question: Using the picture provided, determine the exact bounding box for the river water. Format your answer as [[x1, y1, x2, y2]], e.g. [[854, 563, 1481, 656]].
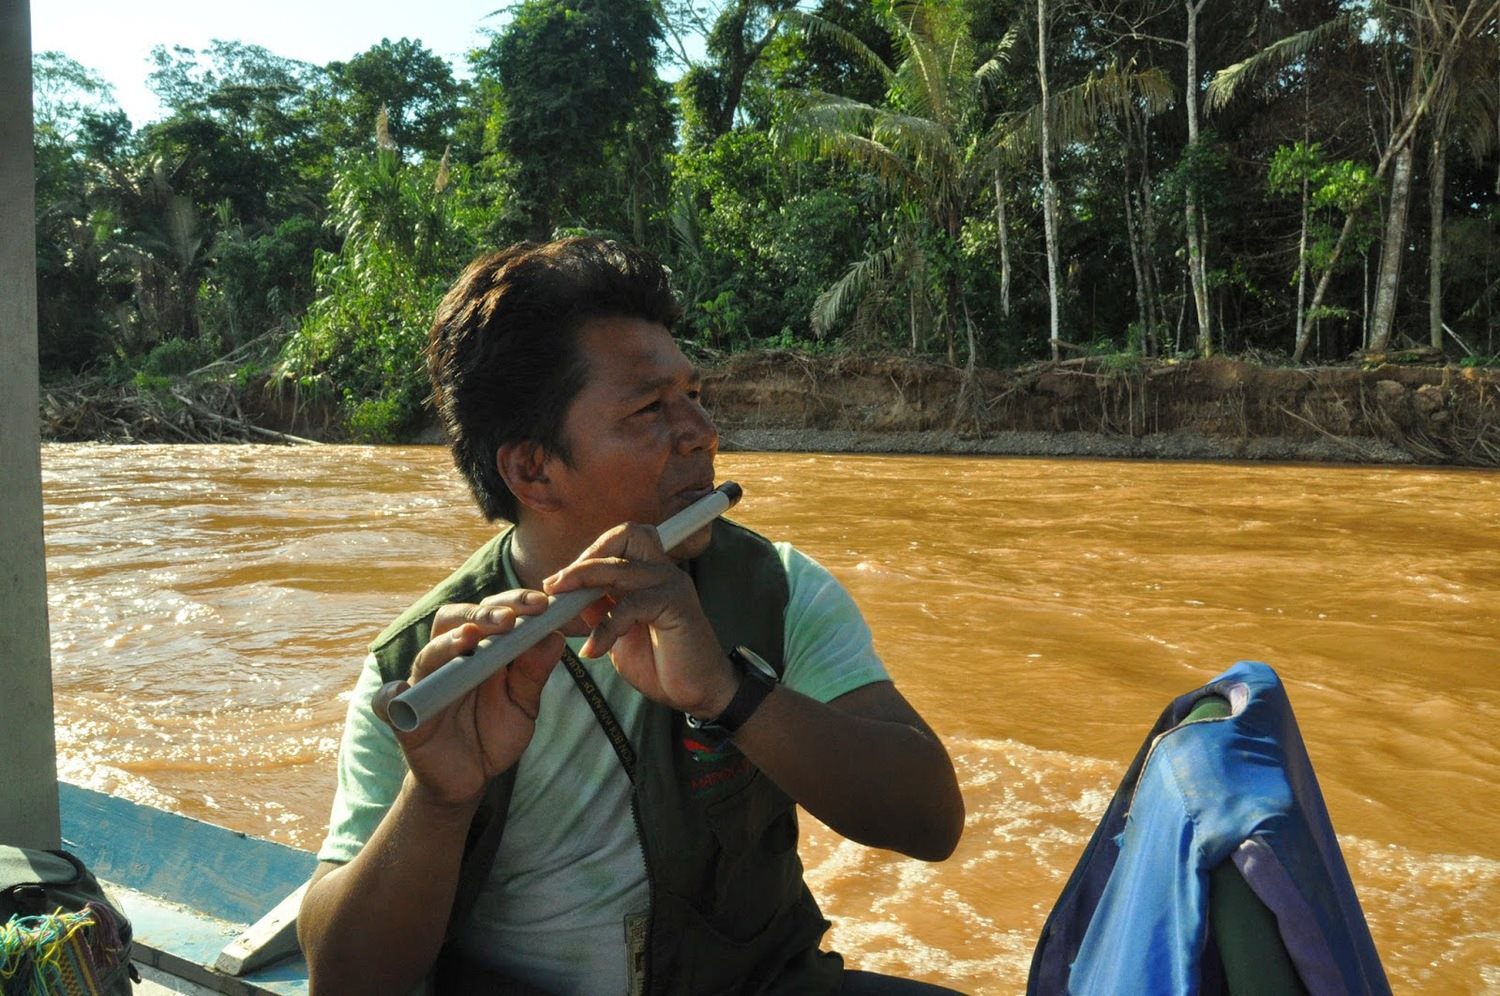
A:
[[40, 443, 1500, 993]]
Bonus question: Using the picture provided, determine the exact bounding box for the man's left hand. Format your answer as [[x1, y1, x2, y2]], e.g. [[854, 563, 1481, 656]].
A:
[[541, 522, 737, 720]]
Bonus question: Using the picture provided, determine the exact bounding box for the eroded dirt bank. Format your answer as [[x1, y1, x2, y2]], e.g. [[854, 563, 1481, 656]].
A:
[[41, 354, 1500, 467], [700, 354, 1500, 466]]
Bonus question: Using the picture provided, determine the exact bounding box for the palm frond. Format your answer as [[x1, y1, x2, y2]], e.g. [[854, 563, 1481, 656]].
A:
[[812, 132, 923, 192], [1444, 30, 1500, 158], [165, 195, 204, 270], [873, 111, 956, 168], [995, 63, 1174, 161], [780, 9, 895, 87], [974, 28, 1021, 94], [897, 15, 952, 129], [1206, 13, 1356, 113], [812, 245, 899, 337], [785, 92, 882, 129], [668, 194, 700, 257], [775, 92, 882, 156], [1453, 82, 1498, 158]]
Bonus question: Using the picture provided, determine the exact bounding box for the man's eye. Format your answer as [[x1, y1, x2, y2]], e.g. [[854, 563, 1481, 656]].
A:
[[634, 400, 662, 416], [687, 389, 702, 402]]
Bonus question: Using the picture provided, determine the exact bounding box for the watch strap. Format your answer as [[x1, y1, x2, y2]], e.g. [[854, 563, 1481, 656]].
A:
[[687, 645, 777, 742]]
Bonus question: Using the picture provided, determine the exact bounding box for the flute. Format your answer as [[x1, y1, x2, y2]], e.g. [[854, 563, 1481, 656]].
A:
[[386, 481, 743, 732]]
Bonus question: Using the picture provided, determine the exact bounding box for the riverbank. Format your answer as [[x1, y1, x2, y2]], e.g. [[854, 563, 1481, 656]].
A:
[[705, 353, 1499, 466], [40, 353, 1500, 467]]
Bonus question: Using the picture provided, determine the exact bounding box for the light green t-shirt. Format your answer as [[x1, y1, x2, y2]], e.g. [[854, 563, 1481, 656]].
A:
[[318, 542, 888, 995]]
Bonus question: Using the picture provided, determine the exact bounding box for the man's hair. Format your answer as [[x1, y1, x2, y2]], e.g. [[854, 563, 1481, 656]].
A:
[[427, 237, 682, 523]]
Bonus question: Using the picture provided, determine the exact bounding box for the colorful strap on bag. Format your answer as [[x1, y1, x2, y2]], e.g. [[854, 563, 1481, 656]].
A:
[[0, 900, 130, 996]]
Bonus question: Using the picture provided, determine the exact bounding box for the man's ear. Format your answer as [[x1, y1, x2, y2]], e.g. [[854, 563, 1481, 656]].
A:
[[497, 441, 561, 514]]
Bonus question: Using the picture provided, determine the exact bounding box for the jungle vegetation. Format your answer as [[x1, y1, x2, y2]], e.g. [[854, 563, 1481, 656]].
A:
[[31, 0, 1500, 438]]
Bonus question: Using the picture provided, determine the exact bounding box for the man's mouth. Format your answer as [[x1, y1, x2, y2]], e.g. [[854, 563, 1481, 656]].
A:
[[670, 478, 717, 512]]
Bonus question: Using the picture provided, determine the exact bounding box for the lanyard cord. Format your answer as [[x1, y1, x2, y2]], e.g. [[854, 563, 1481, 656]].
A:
[[560, 646, 638, 783]]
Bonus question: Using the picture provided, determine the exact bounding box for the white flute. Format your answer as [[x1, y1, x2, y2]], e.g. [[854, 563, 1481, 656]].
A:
[[386, 481, 743, 732]]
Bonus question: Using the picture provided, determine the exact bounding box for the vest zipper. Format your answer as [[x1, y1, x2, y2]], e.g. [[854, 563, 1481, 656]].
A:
[[561, 645, 653, 994], [631, 785, 655, 994]]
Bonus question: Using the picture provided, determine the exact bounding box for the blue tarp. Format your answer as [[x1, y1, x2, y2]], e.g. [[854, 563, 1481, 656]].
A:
[[1028, 661, 1390, 995]]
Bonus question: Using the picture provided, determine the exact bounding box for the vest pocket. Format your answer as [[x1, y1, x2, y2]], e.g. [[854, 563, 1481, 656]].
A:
[[704, 769, 795, 855], [651, 888, 839, 996], [704, 771, 800, 936]]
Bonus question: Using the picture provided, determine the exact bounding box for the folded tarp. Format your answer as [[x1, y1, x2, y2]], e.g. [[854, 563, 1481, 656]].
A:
[[1028, 661, 1390, 995]]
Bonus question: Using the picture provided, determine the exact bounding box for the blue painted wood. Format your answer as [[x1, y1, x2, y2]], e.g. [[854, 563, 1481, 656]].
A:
[[118, 885, 309, 996], [58, 783, 317, 924], [58, 784, 314, 994]]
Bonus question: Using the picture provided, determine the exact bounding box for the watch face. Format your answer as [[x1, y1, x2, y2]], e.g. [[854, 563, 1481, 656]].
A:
[[733, 646, 778, 682]]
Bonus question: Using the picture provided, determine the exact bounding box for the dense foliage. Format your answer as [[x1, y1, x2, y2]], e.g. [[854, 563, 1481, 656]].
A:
[[32, 0, 1500, 436]]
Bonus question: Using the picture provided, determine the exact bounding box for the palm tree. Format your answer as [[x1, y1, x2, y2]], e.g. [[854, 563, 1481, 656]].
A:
[[1421, 4, 1499, 351], [97, 155, 214, 346], [1208, 0, 1500, 360], [783, 0, 1170, 381], [780, 1, 996, 378], [997, 60, 1174, 355]]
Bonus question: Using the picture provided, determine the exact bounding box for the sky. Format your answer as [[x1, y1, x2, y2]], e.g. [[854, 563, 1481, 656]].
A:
[[29, 0, 509, 127]]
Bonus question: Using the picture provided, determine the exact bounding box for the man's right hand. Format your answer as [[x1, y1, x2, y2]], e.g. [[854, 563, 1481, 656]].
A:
[[372, 590, 565, 809]]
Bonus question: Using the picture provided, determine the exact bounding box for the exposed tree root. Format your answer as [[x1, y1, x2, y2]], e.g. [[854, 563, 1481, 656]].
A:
[[702, 354, 1500, 467], [41, 379, 320, 445]]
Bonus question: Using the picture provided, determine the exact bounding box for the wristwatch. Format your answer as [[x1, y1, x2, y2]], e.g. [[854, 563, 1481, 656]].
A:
[[685, 646, 778, 745]]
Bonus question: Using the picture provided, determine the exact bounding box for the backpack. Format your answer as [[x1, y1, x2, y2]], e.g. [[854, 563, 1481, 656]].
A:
[[0, 847, 136, 995]]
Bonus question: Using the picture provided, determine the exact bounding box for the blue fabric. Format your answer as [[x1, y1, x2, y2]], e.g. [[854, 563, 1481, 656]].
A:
[[1028, 661, 1390, 996]]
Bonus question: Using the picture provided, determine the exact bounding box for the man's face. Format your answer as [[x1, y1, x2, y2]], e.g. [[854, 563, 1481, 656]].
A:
[[546, 315, 719, 557]]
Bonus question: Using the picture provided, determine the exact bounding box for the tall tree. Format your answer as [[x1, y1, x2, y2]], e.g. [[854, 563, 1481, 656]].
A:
[[137, 42, 335, 346], [1037, 0, 1061, 361], [96, 155, 214, 345], [782, 1, 1000, 372], [997, 46, 1174, 356], [676, 1, 799, 144], [1210, 0, 1500, 359], [1419, 1, 1499, 350], [32, 52, 131, 370], [477, 0, 674, 241], [323, 38, 460, 162], [1090, 0, 1271, 356], [1180, 0, 1213, 355]]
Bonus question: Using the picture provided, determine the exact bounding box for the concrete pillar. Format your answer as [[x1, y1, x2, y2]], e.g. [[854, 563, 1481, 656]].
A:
[[0, 0, 61, 850]]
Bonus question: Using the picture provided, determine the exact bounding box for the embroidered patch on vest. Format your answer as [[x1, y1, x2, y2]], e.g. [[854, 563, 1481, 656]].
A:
[[682, 735, 733, 764], [682, 735, 755, 796]]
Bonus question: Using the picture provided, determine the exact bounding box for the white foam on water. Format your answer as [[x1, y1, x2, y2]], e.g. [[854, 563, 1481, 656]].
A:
[[807, 734, 1500, 994], [1338, 834, 1500, 993], [802, 735, 1119, 993]]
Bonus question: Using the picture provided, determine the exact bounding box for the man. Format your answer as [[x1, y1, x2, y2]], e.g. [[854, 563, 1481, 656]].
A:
[[299, 238, 965, 995]]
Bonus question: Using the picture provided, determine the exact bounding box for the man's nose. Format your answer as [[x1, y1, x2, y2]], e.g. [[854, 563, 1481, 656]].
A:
[[673, 397, 718, 455]]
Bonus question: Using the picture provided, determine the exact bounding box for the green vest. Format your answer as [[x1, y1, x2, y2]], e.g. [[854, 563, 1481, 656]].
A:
[[369, 519, 845, 995]]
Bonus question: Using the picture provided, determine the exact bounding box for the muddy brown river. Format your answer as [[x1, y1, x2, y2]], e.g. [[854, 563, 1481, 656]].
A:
[[40, 444, 1500, 992]]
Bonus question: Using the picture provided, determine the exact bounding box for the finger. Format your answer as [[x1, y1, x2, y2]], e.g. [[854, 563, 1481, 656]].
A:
[[577, 522, 663, 560], [431, 590, 548, 638], [557, 611, 594, 638], [506, 632, 566, 718], [409, 621, 484, 684], [477, 589, 552, 616], [553, 522, 669, 581], [372, 680, 409, 726], [576, 595, 615, 634], [431, 602, 505, 638], [544, 557, 679, 598], [579, 592, 669, 658]]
